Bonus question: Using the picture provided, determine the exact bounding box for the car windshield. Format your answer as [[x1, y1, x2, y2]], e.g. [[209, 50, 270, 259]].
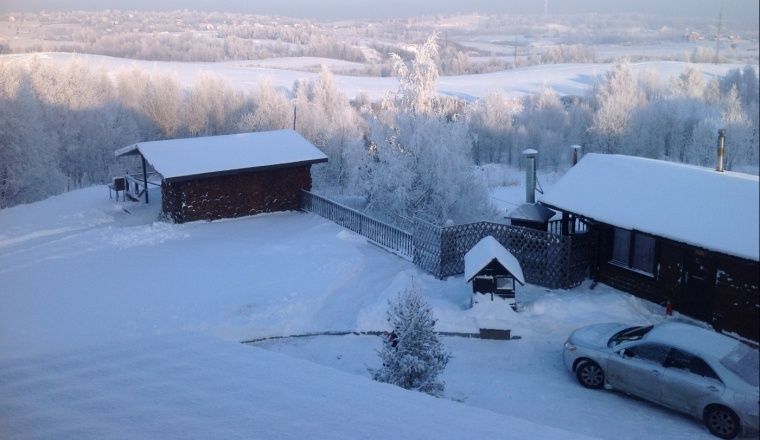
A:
[[608, 325, 654, 347], [720, 343, 759, 387]]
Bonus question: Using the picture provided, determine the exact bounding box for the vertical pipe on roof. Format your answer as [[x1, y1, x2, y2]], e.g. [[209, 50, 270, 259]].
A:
[[716, 129, 726, 172], [523, 149, 538, 204], [571, 144, 582, 166]]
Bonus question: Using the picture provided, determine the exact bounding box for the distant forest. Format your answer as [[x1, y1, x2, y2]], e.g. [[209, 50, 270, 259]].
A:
[[2, 10, 758, 74]]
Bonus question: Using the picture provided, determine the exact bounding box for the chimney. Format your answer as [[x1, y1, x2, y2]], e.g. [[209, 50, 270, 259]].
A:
[[523, 148, 538, 204], [716, 129, 726, 172], [570, 144, 582, 166]]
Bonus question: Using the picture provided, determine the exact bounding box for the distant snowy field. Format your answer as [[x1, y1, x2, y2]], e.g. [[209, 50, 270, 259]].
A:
[[0, 182, 718, 439], [1, 52, 750, 100]]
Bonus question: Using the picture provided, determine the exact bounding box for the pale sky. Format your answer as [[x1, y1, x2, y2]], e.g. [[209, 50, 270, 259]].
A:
[[2, 0, 758, 27]]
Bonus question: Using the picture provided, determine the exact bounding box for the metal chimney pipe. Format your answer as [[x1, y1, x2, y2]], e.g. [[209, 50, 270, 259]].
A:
[[716, 129, 726, 172], [570, 144, 582, 166], [523, 148, 538, 204]]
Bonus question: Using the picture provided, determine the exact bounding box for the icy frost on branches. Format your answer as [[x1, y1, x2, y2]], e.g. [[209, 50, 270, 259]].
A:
[[371, 285, 451, 397]]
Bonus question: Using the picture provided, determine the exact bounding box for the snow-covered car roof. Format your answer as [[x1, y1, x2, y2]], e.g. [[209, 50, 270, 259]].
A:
[[645, 322, 741, 360], [115, 129, 328, 182], [540, 153, 759, 262]]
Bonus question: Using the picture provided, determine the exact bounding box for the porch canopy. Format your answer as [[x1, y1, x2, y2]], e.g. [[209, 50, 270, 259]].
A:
[[539, 153, 760, 262], [465, 236, 525, 285], [115, 129, 327, 184]]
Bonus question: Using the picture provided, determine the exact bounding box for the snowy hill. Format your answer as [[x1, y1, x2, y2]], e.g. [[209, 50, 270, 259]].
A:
[[1, 52, 748, 100], [0, 186, 717, 438], [0, 336, 599, 440]]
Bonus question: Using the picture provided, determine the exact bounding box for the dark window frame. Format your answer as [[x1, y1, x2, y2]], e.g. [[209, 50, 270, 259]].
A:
[[665, 348, 722, 382], [609, 227, 658, 277]]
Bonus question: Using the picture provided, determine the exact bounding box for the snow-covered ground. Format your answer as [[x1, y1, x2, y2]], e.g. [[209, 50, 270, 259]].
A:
[[0, 183, 722, 438], [1, 52, 750, 100]]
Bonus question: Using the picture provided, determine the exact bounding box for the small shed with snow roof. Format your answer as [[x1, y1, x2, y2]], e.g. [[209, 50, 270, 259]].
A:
[[465, 236, 525, 307], [115, 129, 327, 223], [539, 153, 759, 341]]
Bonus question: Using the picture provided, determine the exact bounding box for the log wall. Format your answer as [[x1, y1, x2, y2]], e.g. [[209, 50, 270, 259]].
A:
[[162, 166, 312, 223]]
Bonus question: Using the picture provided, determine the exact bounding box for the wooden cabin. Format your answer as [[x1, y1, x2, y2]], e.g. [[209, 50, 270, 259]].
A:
[[115, 130, 327, 223], [465, 236, 526, 307], [540, 153, 759, 341]]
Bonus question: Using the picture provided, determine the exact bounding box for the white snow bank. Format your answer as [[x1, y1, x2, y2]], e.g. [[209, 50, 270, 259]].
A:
[[540, 154, 760, 261], [0, 335, 599, 440]]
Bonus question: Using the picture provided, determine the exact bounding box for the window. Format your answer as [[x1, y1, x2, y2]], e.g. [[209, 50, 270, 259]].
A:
[[666, 349, 721, 381], [720, 343, 759, 386], [623, 343, 670, 365], [608, 325, 653, 347], [610, 228, 657, 275]]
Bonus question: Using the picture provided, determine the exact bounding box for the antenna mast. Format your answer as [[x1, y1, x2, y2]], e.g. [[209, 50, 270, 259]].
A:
[[715, 8, 723, 63]]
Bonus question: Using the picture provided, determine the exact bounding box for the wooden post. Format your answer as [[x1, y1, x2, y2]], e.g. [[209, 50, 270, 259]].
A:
[[561, 211, 570, 236], [142, 155, 149, 204]]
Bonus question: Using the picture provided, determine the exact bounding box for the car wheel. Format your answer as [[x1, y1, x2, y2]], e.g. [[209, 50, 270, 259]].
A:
[[576, 360, 604, 389], [704, 405, 740, 439]]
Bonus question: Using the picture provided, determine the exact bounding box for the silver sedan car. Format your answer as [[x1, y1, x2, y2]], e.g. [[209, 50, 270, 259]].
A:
[[563, 321, 759, 439]]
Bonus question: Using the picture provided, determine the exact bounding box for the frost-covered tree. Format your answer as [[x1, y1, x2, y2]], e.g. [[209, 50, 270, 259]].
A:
[[185, 73, 243, 136], [357, 34, 494, 225], [388, 33, 440, 116], [591, 61, 646, 153], [371, 284, 451, 397], [140, 72, 182, 138], [237, 79, 293, 132], [471, 90, 522, 164], [291, 67, 365, 189]]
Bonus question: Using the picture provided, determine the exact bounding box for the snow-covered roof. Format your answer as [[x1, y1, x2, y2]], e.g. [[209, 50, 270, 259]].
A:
[[464, 236, 525, 285], [540, 154, 760, 262], [115, 129, 327, 182]]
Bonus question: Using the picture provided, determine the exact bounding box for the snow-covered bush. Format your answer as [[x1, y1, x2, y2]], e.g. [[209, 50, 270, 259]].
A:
[[370, 284, 451, 397]]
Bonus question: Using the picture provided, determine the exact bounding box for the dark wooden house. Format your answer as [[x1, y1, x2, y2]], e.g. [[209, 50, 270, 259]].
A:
[[465, 236, 526, 307], [115, 130, 327, 223], [540, 153, 759, 341]]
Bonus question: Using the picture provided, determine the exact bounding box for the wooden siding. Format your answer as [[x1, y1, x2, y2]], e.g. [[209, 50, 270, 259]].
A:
[[162, 166, 312, 223], [590, 224, 759, 342]]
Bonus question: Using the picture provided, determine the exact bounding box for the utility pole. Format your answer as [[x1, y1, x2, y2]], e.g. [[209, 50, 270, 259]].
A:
[[513, 37, 518, 68], [715, 8, 723, 64], [293, 104, 297, 131]]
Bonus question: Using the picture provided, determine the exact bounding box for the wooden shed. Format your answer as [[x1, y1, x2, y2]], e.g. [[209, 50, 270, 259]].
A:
[[540, 153, 760, 341], [115, 130, 327, 223], [465, 236, 525, 307]]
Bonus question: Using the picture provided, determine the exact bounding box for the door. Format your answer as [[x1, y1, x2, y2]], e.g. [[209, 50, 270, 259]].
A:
[[607, 343, 669, 402], [660, 348, 725, 415], [681, 250, 716, 323]]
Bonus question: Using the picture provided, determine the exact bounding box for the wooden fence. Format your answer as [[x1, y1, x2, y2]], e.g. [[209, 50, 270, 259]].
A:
[[300, 191, 413, 259], [300, 190, 589, 289], [420, 220, 590, 289]]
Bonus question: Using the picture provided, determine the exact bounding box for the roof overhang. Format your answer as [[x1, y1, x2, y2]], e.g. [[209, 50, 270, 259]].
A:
[[163, 158, 328, 183]]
